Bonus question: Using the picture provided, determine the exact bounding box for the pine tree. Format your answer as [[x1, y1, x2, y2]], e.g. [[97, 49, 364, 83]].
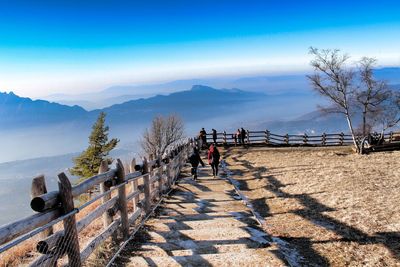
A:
[[70, 112, 119, 180]]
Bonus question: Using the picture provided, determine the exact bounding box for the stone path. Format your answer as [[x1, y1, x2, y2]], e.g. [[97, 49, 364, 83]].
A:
[[118, 165, 287, 266]]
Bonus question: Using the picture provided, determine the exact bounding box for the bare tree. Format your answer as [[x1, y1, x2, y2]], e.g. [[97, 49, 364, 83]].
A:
[[307, 47, 359, 151], [141, 114, 185, 159], [372, 91, 400, 132], [356, 57, 391, 136]]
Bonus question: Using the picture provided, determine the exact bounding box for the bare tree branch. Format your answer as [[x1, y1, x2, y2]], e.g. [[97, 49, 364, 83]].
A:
[[141, 114, 185, 158], [356, 57, 391, 136]]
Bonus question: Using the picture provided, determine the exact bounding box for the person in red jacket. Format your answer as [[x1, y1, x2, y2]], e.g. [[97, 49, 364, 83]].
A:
[[208, 144, 221, 177]]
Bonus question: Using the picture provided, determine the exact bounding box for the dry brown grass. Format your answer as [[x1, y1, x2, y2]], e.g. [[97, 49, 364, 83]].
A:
[[223, 146, 400, 267]]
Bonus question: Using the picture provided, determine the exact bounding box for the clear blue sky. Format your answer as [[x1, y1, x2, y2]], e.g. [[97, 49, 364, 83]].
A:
[[0, 0, 400, 97]]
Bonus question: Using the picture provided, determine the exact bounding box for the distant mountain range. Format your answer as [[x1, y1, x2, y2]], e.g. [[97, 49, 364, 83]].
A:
[[0, 92, 88, 128], [42, 75, 306, 110], [41, 67, 400, 110], [0, 85, 267, 129], [252, 111, 353, 135]]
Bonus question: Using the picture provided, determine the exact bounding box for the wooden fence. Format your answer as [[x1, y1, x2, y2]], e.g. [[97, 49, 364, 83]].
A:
[[204, 130, 400, 147], [0, 139, 193, 266]]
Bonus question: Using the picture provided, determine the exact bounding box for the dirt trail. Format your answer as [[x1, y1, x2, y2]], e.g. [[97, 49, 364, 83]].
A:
[[115, 164, 287, 266]]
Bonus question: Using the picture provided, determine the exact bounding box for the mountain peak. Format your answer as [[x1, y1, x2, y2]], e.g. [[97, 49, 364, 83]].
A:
[[190, 85, 216, 92]]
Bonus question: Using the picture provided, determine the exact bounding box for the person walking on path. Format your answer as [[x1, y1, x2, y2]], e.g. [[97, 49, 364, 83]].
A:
[[212, 129, 217, 144], [237, 129, 241, 144], [241, 128, 246, 145], [200, 128, 207, 149], [208, 144, 221, 177], [189, 147, 205, 180]]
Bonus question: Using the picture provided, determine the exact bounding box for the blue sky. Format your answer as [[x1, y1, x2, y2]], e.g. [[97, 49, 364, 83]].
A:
[[0, 0, 400, 97]]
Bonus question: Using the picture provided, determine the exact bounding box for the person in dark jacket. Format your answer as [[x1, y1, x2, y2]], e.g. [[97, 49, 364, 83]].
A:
[[189, 147, 205, 180], [212, 129, 217, 144], [200, 128, 207, 149], [208, 144, 220, 177], [237, 129, 241, 144], [241, 128, 246, 145]]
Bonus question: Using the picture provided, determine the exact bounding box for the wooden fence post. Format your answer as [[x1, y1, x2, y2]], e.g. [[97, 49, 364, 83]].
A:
[[340, 132, 344, 145], [129, 158, 138, 211], [285, 134, 289, 145], [303, 134, 308, 145], [389, 131, 394, 143], [223, 131, 227, 146], [246, 130, 250, 145], [148, 154, 155, 195], [322, 133, 326, 146], [31, 175, 53, 239], [142, 157, 151, 214], [98, 160, 115, 238], [158, 158, 165, 196], [57, 173, 81, 267], [166, 157, 172, 189], [157, 157, 163, 197], [116, 159, 129, 239], [265, 130, 270, 145]]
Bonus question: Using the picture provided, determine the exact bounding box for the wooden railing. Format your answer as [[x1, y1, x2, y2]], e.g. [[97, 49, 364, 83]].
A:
[[0, 139, 194, 266], [204, 130, 400, 147]]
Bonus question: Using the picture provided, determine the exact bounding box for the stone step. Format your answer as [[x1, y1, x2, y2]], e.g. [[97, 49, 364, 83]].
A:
[[126, 250, 286, 267], [164, 199, 242, 207], [167, 193, 237, 202], [156, 211, 255, 222], [160, 204, 247, 215], [163, 201, 246, 213], [146, 226, 269, 243], [147, 217, 255, 231], [132, 240, 269, 258], [173, 185, 234, 195]]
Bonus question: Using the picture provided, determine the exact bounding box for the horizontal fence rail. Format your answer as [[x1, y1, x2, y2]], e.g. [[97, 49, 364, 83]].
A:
[[0, 138, 194, 266], [202, 130, 400, 147]]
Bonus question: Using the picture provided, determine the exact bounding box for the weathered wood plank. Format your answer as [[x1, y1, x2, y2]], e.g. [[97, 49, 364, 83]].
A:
[[128, 208, 142, 225], [31, 175, 53, 239], [57, 172, 81, 267], [0, 209, 60, 246], [129, 158, 139, 212], [99, 160, 113, 231], [116, 159, 129, 239]]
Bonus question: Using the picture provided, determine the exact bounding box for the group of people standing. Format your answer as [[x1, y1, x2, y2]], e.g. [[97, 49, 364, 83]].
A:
[[233, 127, 247, 145], [199, 127, 247, 147], [189, 128, 221, 180]]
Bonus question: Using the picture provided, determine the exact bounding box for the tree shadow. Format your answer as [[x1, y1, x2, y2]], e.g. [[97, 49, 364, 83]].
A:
[[223, 147, 400, 265]]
